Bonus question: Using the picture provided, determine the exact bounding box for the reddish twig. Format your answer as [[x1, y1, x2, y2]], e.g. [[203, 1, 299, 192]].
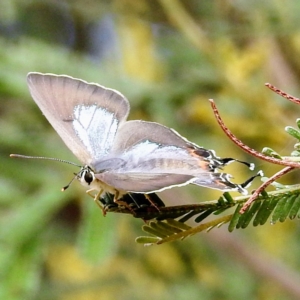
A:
[[208, 99, 300, 168], [239, 166, 295, 213], [265, 83, 300, 105]]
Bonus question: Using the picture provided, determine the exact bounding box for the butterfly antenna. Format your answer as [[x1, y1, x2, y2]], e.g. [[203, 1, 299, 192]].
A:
[[10, 154, 82, 192], [61, 175, 78, 191], [10, 154, 81, 167]]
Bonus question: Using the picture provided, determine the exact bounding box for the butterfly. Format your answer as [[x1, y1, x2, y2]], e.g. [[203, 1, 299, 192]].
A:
[[11, 73, 257, 207]]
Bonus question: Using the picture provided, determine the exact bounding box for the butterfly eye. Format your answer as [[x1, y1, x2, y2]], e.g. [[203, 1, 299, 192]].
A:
[[84, 170, 94, 185]]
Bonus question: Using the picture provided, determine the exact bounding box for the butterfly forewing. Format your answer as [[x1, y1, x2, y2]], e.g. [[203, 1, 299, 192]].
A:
[[27, 73, 130, 164]]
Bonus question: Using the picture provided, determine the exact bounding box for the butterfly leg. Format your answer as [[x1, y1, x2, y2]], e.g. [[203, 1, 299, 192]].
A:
[[144, 194, 161, 211], [113, 190, 137, 216], [86, 188, 107, 216]]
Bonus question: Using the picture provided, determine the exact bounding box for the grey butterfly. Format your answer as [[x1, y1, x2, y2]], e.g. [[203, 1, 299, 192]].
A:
[[15, 73, 257, 203]]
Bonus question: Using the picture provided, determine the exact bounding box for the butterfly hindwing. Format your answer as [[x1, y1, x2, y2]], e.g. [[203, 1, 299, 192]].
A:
[[93, 120, 244, 193]]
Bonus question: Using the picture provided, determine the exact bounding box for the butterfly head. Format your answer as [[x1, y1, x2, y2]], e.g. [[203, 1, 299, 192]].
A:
[[76, 165, 96, 187], [74, 165, 120, 196]]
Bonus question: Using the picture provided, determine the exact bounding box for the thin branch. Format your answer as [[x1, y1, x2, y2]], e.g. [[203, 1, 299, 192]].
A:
[[265, 83, 300, 105], [240, 166, 295, 213]]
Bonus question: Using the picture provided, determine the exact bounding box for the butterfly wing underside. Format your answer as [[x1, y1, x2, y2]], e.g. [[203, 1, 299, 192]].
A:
[[93, 120, 238, 193], [27, 73, 130, 164]]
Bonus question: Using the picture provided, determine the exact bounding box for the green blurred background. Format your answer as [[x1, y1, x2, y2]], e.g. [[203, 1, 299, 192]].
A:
[[2, 0, 300, 299]]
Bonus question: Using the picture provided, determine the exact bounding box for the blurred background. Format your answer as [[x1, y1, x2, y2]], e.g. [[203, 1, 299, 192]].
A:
[[2, 0, 300, 299]]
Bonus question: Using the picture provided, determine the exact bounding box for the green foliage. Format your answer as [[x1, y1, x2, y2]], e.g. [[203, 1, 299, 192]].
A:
[[136, 187, 300, 245]]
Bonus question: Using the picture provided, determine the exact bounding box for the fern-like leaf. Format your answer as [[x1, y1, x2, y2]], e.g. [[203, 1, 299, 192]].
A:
[[136, 187, 300, 245]]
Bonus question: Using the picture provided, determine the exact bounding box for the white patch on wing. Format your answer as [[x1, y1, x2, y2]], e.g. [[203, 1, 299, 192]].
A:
[[73, 105, 118, 159], [122, 140, 158, 159], [116, 140, 203, 174]]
